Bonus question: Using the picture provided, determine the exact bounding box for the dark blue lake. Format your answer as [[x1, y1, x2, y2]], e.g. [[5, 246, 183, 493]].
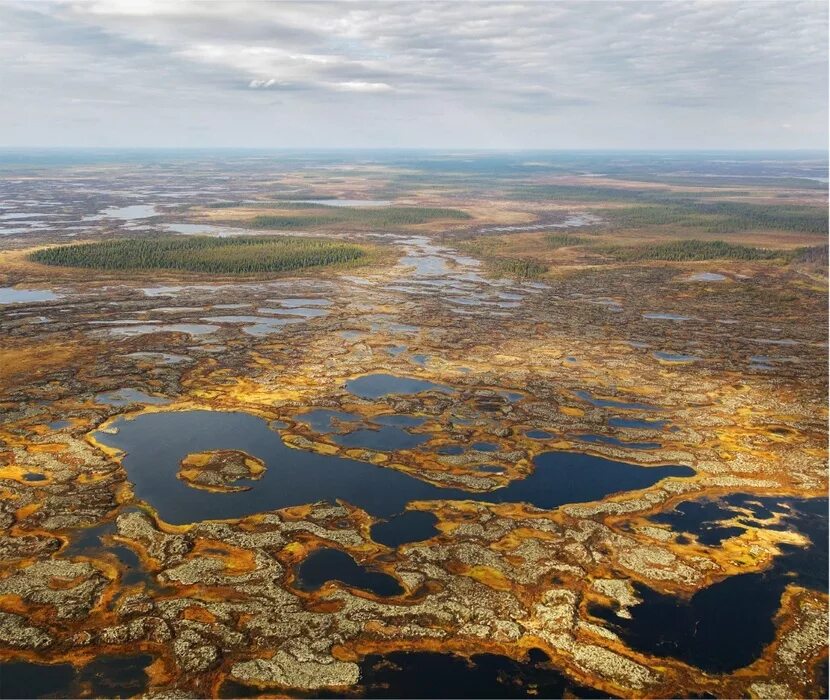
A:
[[94, 410, 694, 526]]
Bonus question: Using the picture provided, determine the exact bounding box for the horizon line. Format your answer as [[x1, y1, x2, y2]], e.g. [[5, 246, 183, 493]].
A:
[[0, 146, 827, 154]]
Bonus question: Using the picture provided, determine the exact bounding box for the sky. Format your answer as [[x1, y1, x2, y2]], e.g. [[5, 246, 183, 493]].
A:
[[1, 0, 827, 150]]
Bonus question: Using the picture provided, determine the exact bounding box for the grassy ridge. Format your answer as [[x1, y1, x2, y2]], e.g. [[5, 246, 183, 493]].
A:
[[30, 236, 367, 274], [249, 206, 470, 229]]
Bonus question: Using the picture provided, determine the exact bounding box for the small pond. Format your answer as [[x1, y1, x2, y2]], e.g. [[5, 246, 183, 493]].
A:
[[0, 287, 62, 305], [294, 548, 404, 597], [95, 388, 171, 407], [345, 373, 453, 399]]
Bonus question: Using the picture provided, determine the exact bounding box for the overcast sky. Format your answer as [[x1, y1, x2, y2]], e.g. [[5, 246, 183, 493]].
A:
[[1, 0, 827, 149]]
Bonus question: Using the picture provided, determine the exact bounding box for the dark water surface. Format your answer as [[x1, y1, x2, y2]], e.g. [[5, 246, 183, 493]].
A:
[[295, 409, 429, 451], [220, 648, 610, 698], [294, 548, 404, 597], [574, 390, 661, 412], [370, 510, 440, 548], [345, 373, 453, 399], [0, 654, 152, 699], [94, 410, 694, 526], [61, 514, 151, 587], [607, 417, 667, 430], [593, 497, 828, 673]]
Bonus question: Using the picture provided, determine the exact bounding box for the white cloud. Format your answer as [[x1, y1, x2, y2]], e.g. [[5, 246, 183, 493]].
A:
[[334, 81, 394, 93], [0, 0, 826, 148]]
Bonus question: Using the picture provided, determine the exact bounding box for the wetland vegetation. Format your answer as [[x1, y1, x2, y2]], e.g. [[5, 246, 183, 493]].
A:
[[1, 149, 826, 700]]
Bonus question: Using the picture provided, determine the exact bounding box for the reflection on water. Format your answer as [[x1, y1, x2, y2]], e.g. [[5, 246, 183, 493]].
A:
[[93, 410, 693, 525], [0, 287, 62, 304], [370, 510, 440, 548], [653, 351, 698, 363], [294, 548, 404, 597], [593, 497, 827, 673], [98, 204, 158, 220], [95, 388, 171, 407], [608, 417, 667, 430], [687, 272, 727, 282], [0, 654, 152, 699], [345, 373, 453, 399], [101, 323, 219, 338]]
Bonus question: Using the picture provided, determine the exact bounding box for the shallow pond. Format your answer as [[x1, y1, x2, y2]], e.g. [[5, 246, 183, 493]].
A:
[[0, 287, 62, 304], [332, 425, 429, 451], [272, 297, 332, 307], [95, 388, 171, 407], [257, 306, 328, 318], [99, 204, 158, 220], [593, 497, 827, 673], [370, 510, 440, 548], [163, 222, 245, 236], [345, 373, 453, 399], [339, 330, 364, 341], [294, 548, 404, 597], [471, 442, 499, 452], [102, 323, 219, 338], [62, 515, 151, 587], [124, 352, 192, 365], [650, 493, 796, 546], [201, 314, 305, 336], [687, 272, 727, 282], [93, 410, 694, 526], [653, 351, 698, 363], [608, 417, 667, 430]]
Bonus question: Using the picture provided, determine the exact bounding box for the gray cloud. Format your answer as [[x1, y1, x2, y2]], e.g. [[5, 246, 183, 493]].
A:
[[0, 0, 826, 148]]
